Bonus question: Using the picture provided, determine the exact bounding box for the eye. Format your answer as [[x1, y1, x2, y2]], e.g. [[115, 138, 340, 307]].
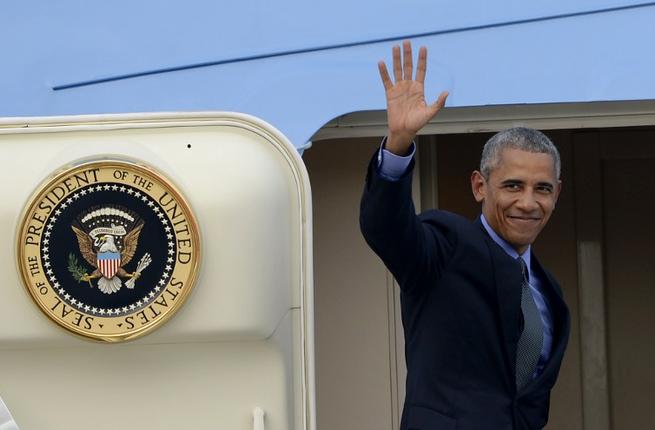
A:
[[536, 185, 553, 194], [504, 183, 521, 191]]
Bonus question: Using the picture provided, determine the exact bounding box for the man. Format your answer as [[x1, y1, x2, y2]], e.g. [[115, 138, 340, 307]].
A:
[[360, 41, 570, 430]]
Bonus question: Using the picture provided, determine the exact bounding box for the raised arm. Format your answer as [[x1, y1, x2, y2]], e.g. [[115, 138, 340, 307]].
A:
[[378, 40, 449, 155], [361, 41, 453, 293]]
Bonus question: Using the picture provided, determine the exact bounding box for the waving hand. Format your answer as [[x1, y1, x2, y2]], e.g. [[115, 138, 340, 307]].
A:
[[378, 41, 449, 155]]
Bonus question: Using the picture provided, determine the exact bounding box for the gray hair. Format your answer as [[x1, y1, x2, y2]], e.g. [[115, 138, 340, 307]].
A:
[[480, 127, 561, 179]]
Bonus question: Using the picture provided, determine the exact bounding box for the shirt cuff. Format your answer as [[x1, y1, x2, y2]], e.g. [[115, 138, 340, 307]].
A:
[[377, 138, 415, 181]]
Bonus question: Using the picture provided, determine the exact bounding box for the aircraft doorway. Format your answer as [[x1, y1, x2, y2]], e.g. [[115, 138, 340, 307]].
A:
[[305, 125, 655, 430]]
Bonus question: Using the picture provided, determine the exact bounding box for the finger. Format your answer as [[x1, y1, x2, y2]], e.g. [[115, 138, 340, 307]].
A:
[[416, 46, 427, 84], [403, 40, 413, 80], [392, 45, 402, 82], [378, 61, 393, 91], [428, 91, 450, 116]]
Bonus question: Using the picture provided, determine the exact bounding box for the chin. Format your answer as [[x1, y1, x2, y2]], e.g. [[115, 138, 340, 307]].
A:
[[505, 233, 534, 251]]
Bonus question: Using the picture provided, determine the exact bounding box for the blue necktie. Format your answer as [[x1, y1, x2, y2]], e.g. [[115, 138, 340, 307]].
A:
[[515, 257, 544, 390]]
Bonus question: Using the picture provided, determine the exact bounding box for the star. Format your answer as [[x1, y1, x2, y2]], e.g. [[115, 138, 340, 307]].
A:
[[165, 265, 172, 271], [64, 293, 70, 300], [58, 288, 65, 294], [95, 185, 103, 192], [148, 291, 155, 297], [136, 300, 143, 306], [43, 253, 50, 260], [92, 307, 98, 313], [60, 203, 68, 209], [134, 191, 141, 198], [84, 305, 90, 311], [157, 212, 164, 219], [43, 239, 50, 245], [45, 231, 51, 237], [153, 207, 160, 213], [158, 279, 166, 286], [168, 249, 174, 255], [53, 281, 60, 288], [141, 195, 148, 202], [103, 185, 110, 190], [73, 193, 80, 200], [119, 186, 126, 192], [129, 304, 136, 310], [127, 189, 134, 195], [66, 198, 73, 204], [164, 226, 171, 232], [71, 298, 77, 305], [55, 209, 61, 215], [111, 185, 118, 191], [168, 241, 174, 248], [122, 307, 128, 312], [47, 269, 53, 275], [44, 261, 51, 267], [154, 286, 161, 292], [167, 233, 173, 240], [167, 257, 174, 263], [147, 201, 154, 207], [80, 189, 87, 195], [99, 309, 106, 315]]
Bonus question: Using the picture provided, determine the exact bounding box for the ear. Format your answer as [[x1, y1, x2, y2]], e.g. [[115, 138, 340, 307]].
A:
[[471, 170, 486, 203], [553, 180, 562, 207]]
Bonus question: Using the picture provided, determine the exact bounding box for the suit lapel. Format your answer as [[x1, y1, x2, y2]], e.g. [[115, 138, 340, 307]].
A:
[[527, 256, 571, 387], [473, 217, 571, 395], [475, 217, 523, 387]]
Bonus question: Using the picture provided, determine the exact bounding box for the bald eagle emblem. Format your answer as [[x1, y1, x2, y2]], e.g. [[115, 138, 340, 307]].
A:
[[69, 205, 152, 294]]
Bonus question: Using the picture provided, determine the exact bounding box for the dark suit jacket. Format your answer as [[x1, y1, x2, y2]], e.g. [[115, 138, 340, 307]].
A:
[[360, 156, 570, 430]]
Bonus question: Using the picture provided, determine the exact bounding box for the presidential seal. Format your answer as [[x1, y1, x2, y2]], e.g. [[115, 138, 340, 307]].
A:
[[17, 160, 200, 342]]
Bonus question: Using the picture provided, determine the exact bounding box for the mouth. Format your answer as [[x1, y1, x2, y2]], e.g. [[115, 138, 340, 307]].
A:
[[507, 215, 541, 224]]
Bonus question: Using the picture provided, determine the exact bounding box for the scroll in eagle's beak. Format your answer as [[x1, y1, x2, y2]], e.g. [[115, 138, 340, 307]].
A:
[[93, 235, 107, 247]]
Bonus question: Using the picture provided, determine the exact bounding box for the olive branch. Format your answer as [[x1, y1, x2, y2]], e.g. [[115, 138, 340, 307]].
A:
[[67, 253, 88, 283]]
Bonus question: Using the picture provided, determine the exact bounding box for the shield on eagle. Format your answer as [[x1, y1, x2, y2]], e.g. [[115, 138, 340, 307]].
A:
[[97, 252, 121, 278]]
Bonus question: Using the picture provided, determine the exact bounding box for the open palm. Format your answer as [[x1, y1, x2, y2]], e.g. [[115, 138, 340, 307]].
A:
[[379, 41, 448, 154]]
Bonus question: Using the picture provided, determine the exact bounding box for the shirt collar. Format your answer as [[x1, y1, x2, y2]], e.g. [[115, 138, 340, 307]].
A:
[[480, 214, 531, 271]]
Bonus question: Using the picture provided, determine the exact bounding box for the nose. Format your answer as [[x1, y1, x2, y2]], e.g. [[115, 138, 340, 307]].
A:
[[515, 190, 539, 212]]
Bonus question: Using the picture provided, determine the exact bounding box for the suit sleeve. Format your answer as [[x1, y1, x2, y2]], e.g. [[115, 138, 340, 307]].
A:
[[359, 152, 457, 294]]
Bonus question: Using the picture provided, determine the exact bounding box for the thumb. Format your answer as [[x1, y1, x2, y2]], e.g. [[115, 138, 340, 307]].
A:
[[428, 91, 449, 116]]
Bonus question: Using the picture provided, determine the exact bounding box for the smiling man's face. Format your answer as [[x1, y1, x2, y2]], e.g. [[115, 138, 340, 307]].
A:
[[471, 147, 561, 254]]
